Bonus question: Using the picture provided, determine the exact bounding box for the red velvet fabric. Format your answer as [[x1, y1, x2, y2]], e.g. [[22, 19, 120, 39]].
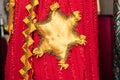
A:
[[98, 16, 113, 80], [5, 0, 99, 80]]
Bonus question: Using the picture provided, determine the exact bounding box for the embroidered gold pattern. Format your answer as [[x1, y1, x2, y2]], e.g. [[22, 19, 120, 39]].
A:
[[5, 0, 15, 41], [19, 0, 39, 80], [33, 2, 86, 70]]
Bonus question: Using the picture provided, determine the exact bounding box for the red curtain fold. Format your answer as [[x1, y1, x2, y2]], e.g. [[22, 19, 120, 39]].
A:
[[98, 15, 113, 80], [5, 0, 99, 80]]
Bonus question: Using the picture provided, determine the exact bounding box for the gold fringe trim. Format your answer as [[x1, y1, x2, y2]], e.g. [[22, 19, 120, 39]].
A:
[[5, 0, 15, 42], [19, 0, 39, 80]]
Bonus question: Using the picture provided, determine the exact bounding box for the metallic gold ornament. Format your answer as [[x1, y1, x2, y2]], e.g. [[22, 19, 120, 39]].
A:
[[33, 2, 86, 69]]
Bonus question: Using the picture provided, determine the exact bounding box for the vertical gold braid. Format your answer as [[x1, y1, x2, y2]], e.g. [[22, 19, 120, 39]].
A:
[[19, 0, 39, 80], [5, 0, 15, 41]]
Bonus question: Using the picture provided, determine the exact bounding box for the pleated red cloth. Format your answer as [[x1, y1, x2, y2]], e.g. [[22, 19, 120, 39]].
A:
[[5, 0, 99, 80], [98, 16, 113, 80]]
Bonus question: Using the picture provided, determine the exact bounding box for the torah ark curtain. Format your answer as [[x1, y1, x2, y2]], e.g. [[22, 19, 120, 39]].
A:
[[5, 0, 99, 80]]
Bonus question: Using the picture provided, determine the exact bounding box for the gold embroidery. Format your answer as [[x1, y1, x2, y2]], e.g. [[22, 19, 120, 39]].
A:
[[19, 0, 39, 80], [33, 2, 86, 70], [5, 0, 15, 41], [77, 35, 87, 45]]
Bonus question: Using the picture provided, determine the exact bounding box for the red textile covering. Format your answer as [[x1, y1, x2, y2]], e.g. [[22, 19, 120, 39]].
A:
[[5, 0, 99, 80], [98, 15, 113, 80]]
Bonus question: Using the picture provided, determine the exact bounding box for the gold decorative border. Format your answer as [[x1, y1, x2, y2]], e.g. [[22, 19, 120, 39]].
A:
[[19, 0, 39, 80], [5, 0, 15, 41]]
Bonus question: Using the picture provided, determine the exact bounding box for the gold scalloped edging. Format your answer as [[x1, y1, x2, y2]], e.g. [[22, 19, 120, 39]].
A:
[[4, 0, 15, 42], [19, 0, 39, 80]]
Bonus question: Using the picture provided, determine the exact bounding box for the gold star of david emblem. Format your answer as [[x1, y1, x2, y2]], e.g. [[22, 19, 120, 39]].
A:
[[33, 2, 86, 70]]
